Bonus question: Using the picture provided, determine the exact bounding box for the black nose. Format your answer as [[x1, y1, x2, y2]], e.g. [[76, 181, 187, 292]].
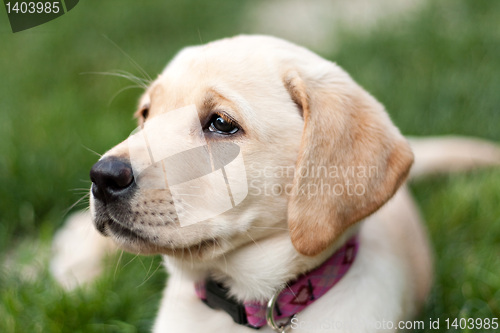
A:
[[90, 157, 135, 202]]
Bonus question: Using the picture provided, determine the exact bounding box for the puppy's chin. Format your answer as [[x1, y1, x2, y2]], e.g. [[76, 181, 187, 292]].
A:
[[93, 214, 227, 260], [112, 235, 226, 261]]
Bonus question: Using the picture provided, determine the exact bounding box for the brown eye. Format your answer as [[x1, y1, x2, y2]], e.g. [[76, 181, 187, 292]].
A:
[[140, 104, 150, 120], [208, 114, 239, 135], [135, 104, 150, 127]]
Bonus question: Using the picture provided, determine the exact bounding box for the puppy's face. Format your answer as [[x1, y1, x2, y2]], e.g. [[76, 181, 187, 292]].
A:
[[90, 37, 304, 260], [90, 36, 413, 260]]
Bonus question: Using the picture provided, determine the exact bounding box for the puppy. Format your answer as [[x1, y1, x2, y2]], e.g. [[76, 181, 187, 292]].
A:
[[52, 35, 500, 332]]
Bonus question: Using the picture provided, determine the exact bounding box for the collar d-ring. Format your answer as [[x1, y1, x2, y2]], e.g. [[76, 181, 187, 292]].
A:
[[266, 288, 295, 333]]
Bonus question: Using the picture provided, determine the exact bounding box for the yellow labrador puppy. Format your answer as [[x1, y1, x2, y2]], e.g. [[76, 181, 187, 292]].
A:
[[51, 35, 500, 332]]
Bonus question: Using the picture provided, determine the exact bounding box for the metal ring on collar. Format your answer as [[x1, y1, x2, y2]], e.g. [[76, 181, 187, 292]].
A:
[[266, 288, 294, 333]]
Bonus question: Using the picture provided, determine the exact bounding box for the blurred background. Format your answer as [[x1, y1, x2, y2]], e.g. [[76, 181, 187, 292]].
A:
[[1, 0, 499, 332]]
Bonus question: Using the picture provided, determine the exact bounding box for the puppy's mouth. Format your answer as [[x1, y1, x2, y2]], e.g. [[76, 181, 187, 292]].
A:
[[105, 219, 148, 241], [96, 211, 221, 257], [95, 211, 153, 244]]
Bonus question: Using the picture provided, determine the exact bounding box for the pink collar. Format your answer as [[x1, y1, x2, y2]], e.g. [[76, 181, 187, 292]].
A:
[[195, 235, 359, 328]]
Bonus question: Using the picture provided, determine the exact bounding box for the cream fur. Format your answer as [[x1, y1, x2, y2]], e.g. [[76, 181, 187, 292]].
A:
[[50, 36, 500, 332]]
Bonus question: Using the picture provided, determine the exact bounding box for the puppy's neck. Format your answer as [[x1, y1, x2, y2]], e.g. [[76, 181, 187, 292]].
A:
[[164, 224, 361, 303]]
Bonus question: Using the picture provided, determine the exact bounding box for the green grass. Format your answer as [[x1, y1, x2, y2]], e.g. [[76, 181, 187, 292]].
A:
[[1, 0, 499, 332]]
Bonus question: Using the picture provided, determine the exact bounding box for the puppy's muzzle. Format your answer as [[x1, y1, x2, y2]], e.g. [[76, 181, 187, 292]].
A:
[[90, 157, 135, 203]]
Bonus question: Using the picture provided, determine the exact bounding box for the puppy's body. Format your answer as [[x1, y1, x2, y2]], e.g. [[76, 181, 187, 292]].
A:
[[51, 36, 500, 332], [154, 186, 431, 332]]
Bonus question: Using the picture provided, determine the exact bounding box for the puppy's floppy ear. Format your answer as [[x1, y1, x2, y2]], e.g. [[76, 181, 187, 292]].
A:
[[284, 62, 413, 256]]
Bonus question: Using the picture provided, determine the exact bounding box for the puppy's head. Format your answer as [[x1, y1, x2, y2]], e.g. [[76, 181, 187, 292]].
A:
[[89, 35, 413, 260]]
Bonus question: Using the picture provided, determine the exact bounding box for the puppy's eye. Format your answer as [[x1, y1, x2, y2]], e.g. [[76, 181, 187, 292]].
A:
[[135, 103, 150, 128], [208, 114, 239, 135], [140, 104, 150, 120]]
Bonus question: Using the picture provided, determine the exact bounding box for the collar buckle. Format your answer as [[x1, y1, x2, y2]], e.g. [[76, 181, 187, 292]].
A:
[[203, 279, 249, 326]]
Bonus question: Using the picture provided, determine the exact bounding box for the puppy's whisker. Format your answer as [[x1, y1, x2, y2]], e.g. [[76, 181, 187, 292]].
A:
[[80, 71, 149, 89], [138, 257, 154, 284], [156, 215, 170, 225], [113, 69, 151, 85], [68, 192, 91, 197], [137, 255, 148, 272], [249, 226, 289, 231], [108, 84, 147, 107], [212, 238, 218, 258], [112, 72, 149, 92], [174, 202, 199, 221], [63, 193, 90, 217], [185, 239, 194, 268], [186, 242, 194, 268], [101, 34, 152, 83], [197, 28, 204, 44], [81, 144, 102, 158], [244, 232, 261, 250], [197, 242, 202, 257], [178, 201, 195, 209], [144, 255, 155, 277], [171, 226, 193, 266], [80, 207, 90, 214], [137, 258, 163, 288], [114, 250, 125, 281], [122, 251, 141, 270], [175, 193, 203, 198], [221, 246, 228, 273], [218, 235, 232, 271], [69, 188, 92, 192], [70, 195, 90, 201]]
